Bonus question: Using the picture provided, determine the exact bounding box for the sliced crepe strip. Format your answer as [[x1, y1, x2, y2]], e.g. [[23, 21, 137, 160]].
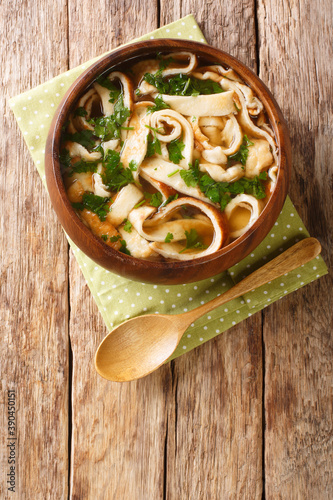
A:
[[200, 162, 244, 183], [79, 210, 121, 251], [140, 158, 213, 205], [120, 102, 151, 180], [234, 82, 264, 116], [221, 77, 278, 169], [193, 65, 242, 83], [136, 52, 198, 96], [201, 147, 227, 165], [140, 172, 178, 202], [268, 165, 278, 187], [106, 184, 144, 227], [192, 114, 243, 158], [118, 227, 159, 260], [102, 139, 120, 154], [245, 139, 274, 178], [160, 91, 235, 117], [159, 51, 198, 77], [72, 89, 99, 131], [131, 197, 229, 261], [92, 171, 112, 198], [224, 194, 264, 239], [150, 109, 194, 168], [93, 82, 115, 116], [65, 141, 102, 161]]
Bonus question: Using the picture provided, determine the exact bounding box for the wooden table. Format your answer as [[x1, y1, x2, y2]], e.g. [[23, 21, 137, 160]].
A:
[[1, 1, 332, 498]]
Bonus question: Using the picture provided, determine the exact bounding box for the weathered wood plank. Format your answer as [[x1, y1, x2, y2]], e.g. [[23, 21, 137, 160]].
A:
[[257, 0, 333, 497], [67, 2, 171, 498], [160, 2, 263, 498], [0, 0, 69, 498]]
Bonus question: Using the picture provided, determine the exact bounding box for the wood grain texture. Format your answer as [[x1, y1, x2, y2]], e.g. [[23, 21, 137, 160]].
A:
[[257, 0, 333, 497], [0, 0, 69, 498], [159, 1, 264, 497], [66, 2, 169, 498], [1, 0, 332, 498]]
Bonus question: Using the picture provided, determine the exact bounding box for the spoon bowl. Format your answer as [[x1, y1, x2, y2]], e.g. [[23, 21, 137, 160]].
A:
[[95, 238, 321, 382], [95, 315, 186, 381]]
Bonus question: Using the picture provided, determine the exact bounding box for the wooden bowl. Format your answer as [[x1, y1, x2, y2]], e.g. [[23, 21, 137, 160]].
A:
[[45, 39, 291, 285]]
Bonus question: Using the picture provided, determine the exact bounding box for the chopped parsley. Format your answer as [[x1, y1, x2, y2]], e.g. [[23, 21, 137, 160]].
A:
[[95, 75, 121, 103], [59, 149, 72, 168], [89, 94, 130, 141], [143, 73, 224, 96], [68, 158, 99, 176], [119, 239, 131, 255], [101, 150, 134, 192], [129, 160, 138, 171], [144, 191, 163, 207], [146, 133, 162, 157], [180, 159, 267, 211], [167, 137, 185, 164], [72, 193, 111, 221], [110, 235, 121, 242], [160, 193, 179, 208], [156, 53, 174, 73], [101, 234, 108, 241], [164, 232, 174, 243], [123, 219, 133, 233], [227, 135, 254, 166], [147, 95, 170, 113], [134, 199, 146, 209], [179, 229, 207, 253], [64, 129, 96, 150], [167, 169, 180, 177], [73, 107, 88, 117]]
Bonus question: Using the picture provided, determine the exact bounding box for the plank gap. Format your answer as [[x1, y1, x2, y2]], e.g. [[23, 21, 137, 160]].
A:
[[163, 415, 168, 500], [157, 0, 161, 27], [261, 310, 266, 500], [67, 243, 73, 500]]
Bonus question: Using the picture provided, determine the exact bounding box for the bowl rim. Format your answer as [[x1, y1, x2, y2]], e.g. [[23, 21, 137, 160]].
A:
[[46, 39, 291, 276]]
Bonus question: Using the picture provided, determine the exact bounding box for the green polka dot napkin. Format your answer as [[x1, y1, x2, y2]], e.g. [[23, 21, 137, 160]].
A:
[[9, 15, 327, 361]]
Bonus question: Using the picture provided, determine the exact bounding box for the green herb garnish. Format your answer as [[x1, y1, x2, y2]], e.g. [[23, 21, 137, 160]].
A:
[[123, 219, 133, 233], [95, 76, 121, 103], [164, 232, 174, 243], [64, 129, 96, 150], [227, 135, 254, 166], [147, 95, 171, 114], [145, 191, 163, 207], [180, 160, 267, 211], [110, 235, 121, 242], [179, 229, 207, 253], [119, 239, 131, 255], [167, 169, 180, 177], [59, 149, 72, 168], [72, 193, 110, 221], [160, 193, 179, 208], [101, 234, 108, 241], [89, 94, 130, 141], [74, 107, 88, 117], [146, 133, 162, 157], [167, 137, 185, 164], [143, 73, 224, 96], [101, 150, 134, 192], [129, 160, 138, 171], [68, 158, 99, 176]]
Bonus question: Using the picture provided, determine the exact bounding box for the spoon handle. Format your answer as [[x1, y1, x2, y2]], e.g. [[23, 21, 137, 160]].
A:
[[179, 237, 321, 326]]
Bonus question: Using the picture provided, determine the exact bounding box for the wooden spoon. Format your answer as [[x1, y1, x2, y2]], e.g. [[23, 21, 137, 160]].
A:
[[95, 237, 321, 382]]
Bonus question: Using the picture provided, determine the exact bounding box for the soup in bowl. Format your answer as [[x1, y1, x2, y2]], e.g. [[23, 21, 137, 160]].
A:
[[45, 40, 291, 284]]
